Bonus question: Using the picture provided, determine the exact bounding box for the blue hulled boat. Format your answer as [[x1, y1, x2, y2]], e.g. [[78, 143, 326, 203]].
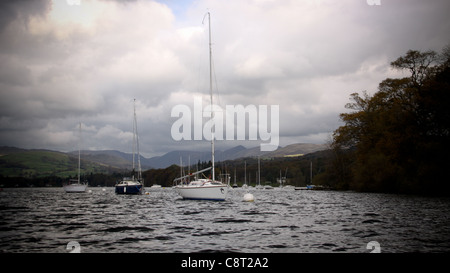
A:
[[115, 178, 143, 194], [115, 99, 145, 195]]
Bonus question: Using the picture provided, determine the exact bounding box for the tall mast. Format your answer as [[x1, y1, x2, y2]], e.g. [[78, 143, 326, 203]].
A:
[[258, 156, 261, 187], [206, 12, 215, 182], [78, 122, 81, 184], [132, 99, 136, 180], [244, 161, 247, 185], [133, 99, 142, 181]]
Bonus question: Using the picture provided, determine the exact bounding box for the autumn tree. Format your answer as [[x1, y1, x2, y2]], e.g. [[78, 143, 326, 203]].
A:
[[331, 48, 450, 195]]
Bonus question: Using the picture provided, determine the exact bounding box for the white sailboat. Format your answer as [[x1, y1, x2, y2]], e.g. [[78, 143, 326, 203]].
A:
[[277, 168, 288, 188], [64, 123, 88, 193], [174, 12, 229, 201], [242, 161, 248, 188], [255, 156, 263, 189], [115, 99, 144, 195], [232, 169, 238, 188]]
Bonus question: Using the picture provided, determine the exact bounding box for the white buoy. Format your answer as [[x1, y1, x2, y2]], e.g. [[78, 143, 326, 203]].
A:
[[243, 193, 255, 202], [88, 189, 92, 193]]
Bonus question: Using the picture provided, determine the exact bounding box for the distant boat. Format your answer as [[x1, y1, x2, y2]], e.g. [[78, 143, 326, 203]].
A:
[[277, 168, 288, 188], [255, 156, 263, 189], [242, 161, 248, 188], [64, 123, 88, 193], [115, 99, 144, 195], [115, 177, 142, 194], [232, 169, 238, 188], [174, 12, 229, 201], [64, 179, 88, 193]]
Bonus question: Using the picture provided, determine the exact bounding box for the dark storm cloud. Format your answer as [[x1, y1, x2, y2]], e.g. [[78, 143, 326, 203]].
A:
[[0, 1, 50, 30], [0, 0, 449, 156]]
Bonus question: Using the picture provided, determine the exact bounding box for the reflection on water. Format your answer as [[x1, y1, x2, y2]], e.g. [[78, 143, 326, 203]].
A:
[[0, 187, 449, 253]]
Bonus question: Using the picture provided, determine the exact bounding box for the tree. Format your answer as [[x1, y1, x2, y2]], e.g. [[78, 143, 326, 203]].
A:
[[331, 47, 450, 195], [390, 50, 438, 88]]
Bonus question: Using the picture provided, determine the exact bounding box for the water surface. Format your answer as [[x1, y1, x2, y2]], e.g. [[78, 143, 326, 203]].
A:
[[0, 187, 449, 253]]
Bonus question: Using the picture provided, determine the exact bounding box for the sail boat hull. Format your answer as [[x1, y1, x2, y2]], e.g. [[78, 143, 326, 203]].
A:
[[64, 183, 87, 193], [175, 183, 228, 201], [115, 185, 142, 195], [115, 181, 143, 195]]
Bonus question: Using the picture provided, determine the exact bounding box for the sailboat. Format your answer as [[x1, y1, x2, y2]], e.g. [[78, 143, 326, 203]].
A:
[[115, 99, 144, 195], [277, 168, 288, 188], [255, 156, 263, 189], [64, 123, 88, 193], [242, 161, 248, 189], [232, 168, 238, 188], [174, 12, 229, 201]]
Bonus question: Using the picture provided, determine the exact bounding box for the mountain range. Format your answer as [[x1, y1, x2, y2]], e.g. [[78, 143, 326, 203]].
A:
[[0, 143, 327, 177], [75, 143, 328, 169]]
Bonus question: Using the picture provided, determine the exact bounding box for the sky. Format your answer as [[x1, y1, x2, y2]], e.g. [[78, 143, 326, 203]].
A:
[[0, 0, 449, 158]]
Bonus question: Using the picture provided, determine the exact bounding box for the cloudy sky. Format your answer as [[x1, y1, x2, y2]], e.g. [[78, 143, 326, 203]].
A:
[[0, 0, 449, 157]]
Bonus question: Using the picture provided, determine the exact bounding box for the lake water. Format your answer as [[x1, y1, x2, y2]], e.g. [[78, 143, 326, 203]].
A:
[[0, 187, 449, 253]]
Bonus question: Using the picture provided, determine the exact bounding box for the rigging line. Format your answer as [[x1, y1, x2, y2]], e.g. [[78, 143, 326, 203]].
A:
[[135, 108, 142, 180], [202, 11, 209, 25], [78, 122, 81, 183], [196, 12, 210, 115], [202, 11, 222, 108], [211, 51, 222, 108]]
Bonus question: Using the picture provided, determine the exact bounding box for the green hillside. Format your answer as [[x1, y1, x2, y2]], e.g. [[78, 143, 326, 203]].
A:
[[0, 149, 120, 178]]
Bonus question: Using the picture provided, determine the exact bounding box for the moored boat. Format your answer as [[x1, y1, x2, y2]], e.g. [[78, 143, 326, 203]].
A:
[[115, 178, 143, 194], [64, 179, 88, 193], [175, 179, 228, 201], [115, 99, 144, 195], [174, 167, 228, 201], [173, 12, 229, 201], [64, 123, 88, 193]]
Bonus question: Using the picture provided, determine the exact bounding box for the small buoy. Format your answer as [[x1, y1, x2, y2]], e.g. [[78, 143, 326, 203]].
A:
[[102, 188, 106, 192], [243, 193, 254, 202], [145, 192, 150, 195], [88, 190, 92, 193]]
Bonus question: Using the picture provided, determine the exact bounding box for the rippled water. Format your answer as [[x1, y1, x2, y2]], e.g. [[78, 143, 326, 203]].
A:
[[0, 187, 449, 253]]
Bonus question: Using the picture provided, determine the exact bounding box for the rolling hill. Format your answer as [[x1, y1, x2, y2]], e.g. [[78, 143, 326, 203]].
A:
[[0, 143, 327, 178], [0, 148, 122, 178]]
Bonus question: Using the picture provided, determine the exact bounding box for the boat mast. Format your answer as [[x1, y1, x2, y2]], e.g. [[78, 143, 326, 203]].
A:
[[244, 161, 247, 185], [258, 156, 261, 187], [132, 99, 136, 180], [78, 122, 81, 184], [206, 12, 215, 182], [133, 99, 142, 181]]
